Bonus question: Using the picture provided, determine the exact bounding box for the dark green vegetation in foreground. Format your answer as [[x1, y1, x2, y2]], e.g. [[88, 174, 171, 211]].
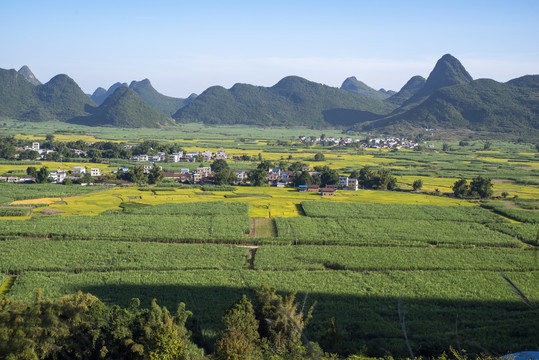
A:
[[2, 199, 538, 357]]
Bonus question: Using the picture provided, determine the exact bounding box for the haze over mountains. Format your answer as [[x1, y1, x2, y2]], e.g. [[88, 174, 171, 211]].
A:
[[0, 54, 537, 138]]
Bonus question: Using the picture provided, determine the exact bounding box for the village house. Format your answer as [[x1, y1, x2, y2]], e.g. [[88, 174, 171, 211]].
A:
[[215, 149, 228, 159], [90, 168, 100, 177], [72, 166, 86, 174], [320, 187, 336, 196]]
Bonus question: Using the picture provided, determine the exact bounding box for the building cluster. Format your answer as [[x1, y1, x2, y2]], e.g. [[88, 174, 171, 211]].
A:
[[133, 150, 227, 163], [298, 136, 419, 149], [17, 142, 55, 158]]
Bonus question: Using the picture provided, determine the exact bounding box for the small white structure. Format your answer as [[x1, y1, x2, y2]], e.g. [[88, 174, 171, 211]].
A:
[[90, 168, 100, 177], [338, 176, 349, 187], [32, 142, 40, 150], [73, 166, 86, 174]]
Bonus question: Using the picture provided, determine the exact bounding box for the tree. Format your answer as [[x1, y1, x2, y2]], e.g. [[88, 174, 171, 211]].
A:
[[314, 152, 325, 161], [215, 296, 263, 360], [249, 169, 267, 187], [483, 141, 492, 150], [257, 160, 273, 171], [211, 159, 229, 173], [288, 161, 307, 173], [412, 179, 423, 191], [26, 166, 38, 178], [452, 179, 468, 198], [148, 166, 164, 185], [36, 166, 49, 183], [469, 176, 493, 198], [375, 168, 397, 190], [254, 285, 315, 353], [293, 171, 313, 187], [127, 166, 147, 184], [319, 166, 338, 187], [215, 168, 236, 185]]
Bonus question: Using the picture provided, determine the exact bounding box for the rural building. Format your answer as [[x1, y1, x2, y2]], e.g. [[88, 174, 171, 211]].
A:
[[320, 187, 336, 196], [90, 168, 100, 177], [73, 167, 86, 174]]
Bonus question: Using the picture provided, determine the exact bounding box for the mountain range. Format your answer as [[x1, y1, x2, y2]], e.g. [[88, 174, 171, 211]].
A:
[[0, 55, 537, 138]]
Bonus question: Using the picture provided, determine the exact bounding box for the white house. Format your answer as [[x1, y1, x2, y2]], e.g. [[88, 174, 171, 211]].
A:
[[338, 176, 349, 187], [73, 167, 86, 174], [90, 168, 100, 177], [32, 142, 40, 150]]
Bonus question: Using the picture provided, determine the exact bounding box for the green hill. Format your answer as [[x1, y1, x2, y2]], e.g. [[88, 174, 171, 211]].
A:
[[340, 76, 391, 100], [405, 54, 473, 105], [90, 82, 127, 105], [386, 75, 426, 105], [69, 86, 173, 128], [18, 65, 42, 86], [174, 76, 397, 127], [361, 75, 539, 138], [0, 69, 95, 121], [129, 79, 195, 116]]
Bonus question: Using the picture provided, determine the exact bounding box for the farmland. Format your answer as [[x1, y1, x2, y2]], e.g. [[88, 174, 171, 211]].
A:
[[0, 123, 538, 357]]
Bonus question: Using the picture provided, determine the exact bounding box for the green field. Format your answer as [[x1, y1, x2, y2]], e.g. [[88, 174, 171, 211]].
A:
[[1, 125, 538, 357]]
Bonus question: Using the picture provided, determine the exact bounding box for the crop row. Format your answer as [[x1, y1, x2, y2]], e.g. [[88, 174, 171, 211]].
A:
[[7, 269, 538, 356], [123, 201, 249, 216], [254, 246, 537, 271], [0, 208, 31, 216], [274, 217, 523, 247], [301, 201, 505, 223], [480, 203, 539, 223], [486, 222, 539, 245], [0, 214, 251, 242], [0, 240, 248, 273], [0, 182, 101, 204]]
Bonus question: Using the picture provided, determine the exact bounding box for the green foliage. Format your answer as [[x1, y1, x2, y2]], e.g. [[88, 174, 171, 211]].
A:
[[215, 168, 236, 185], [0, 291, 196, 360], [254, 284, 314, 353], [35, 166, 49, 184], [314, 152, 325, 161], [148, 166, 164, 185], [211, 159, 229, 173], [215, 295, 263, 360], [249, 169, 267, 187], [452, 177, 493, 198], [412, 179, 423, 191]]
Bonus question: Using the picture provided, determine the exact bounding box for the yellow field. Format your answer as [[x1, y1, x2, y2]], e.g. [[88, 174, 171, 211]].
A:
[[11, 197, 62, 205], [14, 134, 124, 143], [10, 185, 474, 218]]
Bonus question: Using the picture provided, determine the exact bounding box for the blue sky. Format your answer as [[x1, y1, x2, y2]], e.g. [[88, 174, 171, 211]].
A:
[[2, 0, 538, 97]]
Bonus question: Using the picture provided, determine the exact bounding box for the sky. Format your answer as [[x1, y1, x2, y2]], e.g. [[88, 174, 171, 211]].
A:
[[2, 0, 538, 98]]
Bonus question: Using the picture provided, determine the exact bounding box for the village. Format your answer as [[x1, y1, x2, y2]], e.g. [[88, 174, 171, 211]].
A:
[[298, 135, 420, 149], [1, 142, 368, 196]]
